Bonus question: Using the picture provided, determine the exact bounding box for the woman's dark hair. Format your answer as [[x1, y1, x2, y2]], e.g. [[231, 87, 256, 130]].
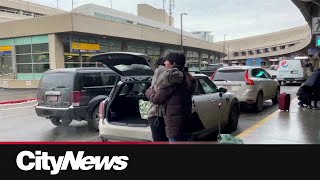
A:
[[165, 52, 186, 71], [155, 57, 165, 66]]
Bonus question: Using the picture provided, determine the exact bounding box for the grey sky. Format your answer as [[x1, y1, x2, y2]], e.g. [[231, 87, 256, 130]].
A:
[[24, 0, 307, 42]]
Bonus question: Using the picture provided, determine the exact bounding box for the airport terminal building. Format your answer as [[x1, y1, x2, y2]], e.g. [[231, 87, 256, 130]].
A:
[[0, 0, 225, 88]]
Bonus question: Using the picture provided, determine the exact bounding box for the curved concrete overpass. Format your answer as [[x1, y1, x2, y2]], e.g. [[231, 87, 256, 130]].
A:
[[222, 25, 311, 62]]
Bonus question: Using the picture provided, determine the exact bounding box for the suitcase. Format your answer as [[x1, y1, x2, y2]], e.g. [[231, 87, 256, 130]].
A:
[[279, 93, 291, 111], [216, 98, 244, 144]]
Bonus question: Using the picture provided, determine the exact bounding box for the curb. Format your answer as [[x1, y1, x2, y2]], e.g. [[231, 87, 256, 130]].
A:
[[0, 98, 37, 105]]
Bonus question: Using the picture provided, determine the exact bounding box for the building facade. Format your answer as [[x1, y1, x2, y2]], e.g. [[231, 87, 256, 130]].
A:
[[0, 1, 224, 88]]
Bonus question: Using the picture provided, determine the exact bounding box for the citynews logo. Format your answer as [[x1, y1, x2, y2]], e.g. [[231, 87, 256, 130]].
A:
[[16, 151, 129, 175]]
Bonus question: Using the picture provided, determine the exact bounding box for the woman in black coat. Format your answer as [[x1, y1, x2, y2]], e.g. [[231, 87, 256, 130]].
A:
[[303, 68, 320, 110]]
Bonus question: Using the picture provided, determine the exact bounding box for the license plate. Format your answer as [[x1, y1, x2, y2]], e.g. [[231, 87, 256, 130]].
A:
[[47, 95, 58, 102]]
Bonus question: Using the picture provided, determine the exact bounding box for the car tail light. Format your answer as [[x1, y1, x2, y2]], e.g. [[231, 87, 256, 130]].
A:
[[210, 72, 216, 81], [99, 100, 106, 119], [245, 70, 255, 85], [72, 90, 85, 107]]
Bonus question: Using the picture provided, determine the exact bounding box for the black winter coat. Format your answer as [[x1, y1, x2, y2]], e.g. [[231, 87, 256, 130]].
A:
[[304, 68, 320, 91]]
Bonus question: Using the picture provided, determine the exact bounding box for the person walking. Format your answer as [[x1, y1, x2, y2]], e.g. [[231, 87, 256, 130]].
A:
[[146, 57, 184, 141], [146, 52, 198, 142]]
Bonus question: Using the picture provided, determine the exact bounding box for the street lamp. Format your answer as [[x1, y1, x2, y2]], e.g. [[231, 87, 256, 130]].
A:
[[180, 13, 188, 53], [223, 33, 227, 61]]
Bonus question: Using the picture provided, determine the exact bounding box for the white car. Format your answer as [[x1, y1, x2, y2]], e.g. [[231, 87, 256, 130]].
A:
[[91, 52, 240, 142], [212, 66, 280, 112]]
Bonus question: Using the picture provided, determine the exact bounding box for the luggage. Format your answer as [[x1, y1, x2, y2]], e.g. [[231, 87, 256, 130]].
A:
[[217, 134, 244, 144], [279, 93, 291, 111], [216, 96, 244, 144]]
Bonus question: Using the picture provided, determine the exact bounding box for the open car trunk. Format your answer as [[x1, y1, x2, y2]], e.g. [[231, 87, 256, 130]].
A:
[[107, 82, 151, 127]]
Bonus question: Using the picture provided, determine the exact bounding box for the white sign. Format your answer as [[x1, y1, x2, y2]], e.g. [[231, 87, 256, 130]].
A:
[[312, 17, 320, 34], [26, 81, 32, 86]]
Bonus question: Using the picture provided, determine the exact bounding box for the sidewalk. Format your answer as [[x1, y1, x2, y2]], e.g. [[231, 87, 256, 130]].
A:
[[237, 98, 320, 144], [0, 88, 37, 104]]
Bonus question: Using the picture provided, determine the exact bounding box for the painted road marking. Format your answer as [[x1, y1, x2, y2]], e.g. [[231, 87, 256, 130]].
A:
[[236, 97, 297, 139]]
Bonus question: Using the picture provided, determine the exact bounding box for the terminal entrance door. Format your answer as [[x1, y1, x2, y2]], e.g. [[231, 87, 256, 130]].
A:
[[0, 55, 12, 75]]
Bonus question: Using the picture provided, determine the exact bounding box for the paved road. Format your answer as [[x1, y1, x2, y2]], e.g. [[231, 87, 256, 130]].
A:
[[0, 84, 300, 142]]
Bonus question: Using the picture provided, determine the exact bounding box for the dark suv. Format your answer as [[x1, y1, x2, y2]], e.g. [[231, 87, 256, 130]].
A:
[[35, 68, 118, 130]]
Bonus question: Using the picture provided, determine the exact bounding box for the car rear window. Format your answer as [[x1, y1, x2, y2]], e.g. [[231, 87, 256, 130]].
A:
[[207, 64, 222, 71], [39, 73, 73, 89], [213, 69, 246, 81]]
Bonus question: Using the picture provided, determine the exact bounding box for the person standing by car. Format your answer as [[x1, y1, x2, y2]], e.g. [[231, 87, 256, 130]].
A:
[[146, 52, 198, 142], [303, 68, 320, 110], [146, 57, 184, 141]]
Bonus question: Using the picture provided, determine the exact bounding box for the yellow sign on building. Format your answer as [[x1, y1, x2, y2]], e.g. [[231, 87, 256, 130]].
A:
[[71, 42, 100, 53], [0, 46, 12, 51], [0, 46, 12, 55]]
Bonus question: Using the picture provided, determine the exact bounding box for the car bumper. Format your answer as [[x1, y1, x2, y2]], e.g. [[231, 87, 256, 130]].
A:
[[234, 89, 258, 104], [99, 118, 153, 142], [35, 105, 88, 120]]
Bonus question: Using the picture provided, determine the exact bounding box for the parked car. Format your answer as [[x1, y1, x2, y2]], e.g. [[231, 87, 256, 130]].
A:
[[91, 52, 240, 142], [197, 63, 228, 77], [35, 68, 118, 130], [212, 66, 280, 112], [277, 59, 308, 85]]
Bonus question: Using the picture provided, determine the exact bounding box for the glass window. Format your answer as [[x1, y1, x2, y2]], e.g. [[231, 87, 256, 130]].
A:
[[110, 46, 121, 52], [17, 64, 32, 73], [102, 73, 117, 86], [214, 70, 246, 81], [251, 69, 268, 78], [32, 43, 48, 53], [82, 73, 103, 87], [39, 73, 73, 89], [33, 54, 49, 63], [198, 78, 218, 94], [31, 35, 48, 44], [16, 45, 31, 54], [33, 64, 50, 73], [14, 37, 32, 45], [16, 54, 32, 63]]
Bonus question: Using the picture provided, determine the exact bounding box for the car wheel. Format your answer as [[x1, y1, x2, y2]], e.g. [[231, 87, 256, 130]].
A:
[[88, 106, 99, 131], [100, 136, 108, 142], [272, 88, 280, 104], [254, 92, 264, 112], [224, 104, 239, 133], [50, 117, 72, 127]]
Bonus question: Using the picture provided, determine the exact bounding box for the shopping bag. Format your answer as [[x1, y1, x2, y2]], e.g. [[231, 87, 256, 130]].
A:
[[139, 99, 151, 120]]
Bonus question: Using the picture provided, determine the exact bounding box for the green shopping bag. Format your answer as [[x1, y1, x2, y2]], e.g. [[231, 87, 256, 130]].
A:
[[139, 99, 151, 120]]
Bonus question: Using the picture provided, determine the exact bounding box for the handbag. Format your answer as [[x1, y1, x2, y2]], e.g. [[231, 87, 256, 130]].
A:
[[139, 99, 151, 120]]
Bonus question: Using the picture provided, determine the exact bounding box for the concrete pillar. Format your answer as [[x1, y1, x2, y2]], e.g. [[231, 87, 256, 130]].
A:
[[49, 34, 65, 69]]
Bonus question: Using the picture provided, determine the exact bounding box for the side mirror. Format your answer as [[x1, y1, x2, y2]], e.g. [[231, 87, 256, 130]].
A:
[[271, 75, 277, 79], [218, 87, 227, 97]]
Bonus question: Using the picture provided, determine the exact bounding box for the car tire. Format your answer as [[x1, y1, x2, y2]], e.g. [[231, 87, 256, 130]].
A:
[[100, 136, 108, 142], [272, 88, 280, 104], [254, 92, 264, 112], [224, 104, 240, 133], [88, 106, 100, 131], [50, 117, 72, 127]]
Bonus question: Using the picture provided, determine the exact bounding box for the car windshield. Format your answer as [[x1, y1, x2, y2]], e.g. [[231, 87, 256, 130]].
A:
[[39, 73, 73, 90], [213, 69, 246, 81]]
